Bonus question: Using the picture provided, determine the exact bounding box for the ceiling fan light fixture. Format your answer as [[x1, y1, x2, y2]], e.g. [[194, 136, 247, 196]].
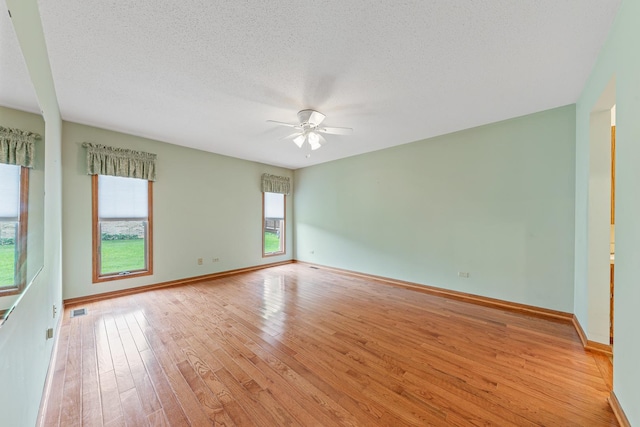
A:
[[293, 134, 306, 148], [308, 132, 321, 150]]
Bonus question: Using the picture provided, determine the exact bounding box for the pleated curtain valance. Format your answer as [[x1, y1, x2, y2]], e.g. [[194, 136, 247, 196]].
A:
[[261, 173, 290, 195], [0, 125, 40, 168], [82, 143, 157, 181]]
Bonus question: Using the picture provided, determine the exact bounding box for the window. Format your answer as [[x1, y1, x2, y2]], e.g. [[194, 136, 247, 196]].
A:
[[263, 192, 285, 256], [0, 163, 28, 295], [92, 174, 153, 282]]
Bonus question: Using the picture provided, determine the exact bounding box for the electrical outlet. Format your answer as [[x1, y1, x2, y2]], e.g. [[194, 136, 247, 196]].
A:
[[212, 258, 219, 262], [197, 258, 203, 265], [458, 272, 470, 278], [53, 304, 57, 318]]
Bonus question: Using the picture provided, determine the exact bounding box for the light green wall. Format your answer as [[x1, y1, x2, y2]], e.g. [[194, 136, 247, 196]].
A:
[[575, 0, 640, 423], [26, 115, 45, 287], [294, 105, 576, 312], [62, 122, 293, 300], [0, 267, 53, 426], [0, 0, 64, 424], [0, 105, 61, 427], [45, 116, 64, 344]]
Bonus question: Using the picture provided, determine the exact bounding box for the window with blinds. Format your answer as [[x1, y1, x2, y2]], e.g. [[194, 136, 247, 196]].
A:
[[263, 192, 285, 256], [93, 175, 153, 281]]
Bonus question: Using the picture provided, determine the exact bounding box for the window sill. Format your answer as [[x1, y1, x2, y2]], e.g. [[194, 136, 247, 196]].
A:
[[263, 252, 286, 258], [0, 285, 22, 297], [93, 269, 152, 284]]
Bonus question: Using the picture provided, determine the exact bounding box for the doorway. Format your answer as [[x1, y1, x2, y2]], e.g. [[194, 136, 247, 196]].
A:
[[585, 76, 615, 350]]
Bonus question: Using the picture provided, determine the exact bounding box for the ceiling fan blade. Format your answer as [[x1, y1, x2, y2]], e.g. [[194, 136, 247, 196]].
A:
[[307, 110, 326, 126], [280, 132, 302, 140], [267, 120, 299, 128], [318, 126, 353, 135]]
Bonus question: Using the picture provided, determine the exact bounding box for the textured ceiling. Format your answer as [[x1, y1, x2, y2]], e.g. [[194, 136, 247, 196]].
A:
[[4, 1, 621, 169], [0, 0, 40, 114]]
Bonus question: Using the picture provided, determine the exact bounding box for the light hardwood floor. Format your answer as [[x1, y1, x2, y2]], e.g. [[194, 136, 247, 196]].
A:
[[42, 263, 616, 426]]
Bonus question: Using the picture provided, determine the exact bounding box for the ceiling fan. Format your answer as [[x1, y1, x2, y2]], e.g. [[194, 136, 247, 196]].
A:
[[267, 109, 352, 150]]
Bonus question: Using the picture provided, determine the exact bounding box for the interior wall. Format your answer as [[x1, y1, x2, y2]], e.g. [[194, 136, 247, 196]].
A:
[[62, 121, 293, 300], [575, 0, 640, 423], [0, 267, 54, 426], [294, 105, 576, 312], [0, 105, 58, 427], [43, 115, 63, 345], [0, 0, 64, 425]]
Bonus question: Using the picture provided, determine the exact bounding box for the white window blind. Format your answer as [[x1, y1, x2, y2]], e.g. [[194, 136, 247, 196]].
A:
[[264, 192, 284, 219], [0, 163, 20, 219], [98, 175, 148, 219]]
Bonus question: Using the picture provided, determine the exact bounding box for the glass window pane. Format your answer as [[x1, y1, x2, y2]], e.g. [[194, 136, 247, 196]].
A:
[[100, 220, 147, 275], [98, 175, 148, 219], [0, 222, 17, 287], [0, 164, 20, 219], [264, 219, 284, 254]]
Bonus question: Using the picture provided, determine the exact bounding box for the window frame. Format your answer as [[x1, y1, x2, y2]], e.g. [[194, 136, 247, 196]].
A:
[[262, 192, 286, 257], [91, 174, 153, 283], [0, 165, 29, 296]]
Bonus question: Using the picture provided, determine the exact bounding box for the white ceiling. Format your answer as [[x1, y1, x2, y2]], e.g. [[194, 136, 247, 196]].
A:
[[0, 2, 40, 114], [1, 1, 621, 169]]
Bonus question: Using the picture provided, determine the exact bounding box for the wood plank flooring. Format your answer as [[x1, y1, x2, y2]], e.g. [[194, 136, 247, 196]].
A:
[[43, 264, 617, 426]]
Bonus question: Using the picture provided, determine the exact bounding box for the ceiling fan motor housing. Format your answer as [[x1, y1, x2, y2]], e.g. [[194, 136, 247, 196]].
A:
[[297, 109, 326, 128]]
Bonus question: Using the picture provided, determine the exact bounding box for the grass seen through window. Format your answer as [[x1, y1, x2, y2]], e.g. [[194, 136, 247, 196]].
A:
[[264, 231, 281, 254], [100, 238, 145, 274], [0, 244, 15, 286]]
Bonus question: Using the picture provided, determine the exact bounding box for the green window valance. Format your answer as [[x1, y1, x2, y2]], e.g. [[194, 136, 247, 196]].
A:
[[261, 173, 290, 195], [82, 143, 157, 181], [0, 125, 40, 168]]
